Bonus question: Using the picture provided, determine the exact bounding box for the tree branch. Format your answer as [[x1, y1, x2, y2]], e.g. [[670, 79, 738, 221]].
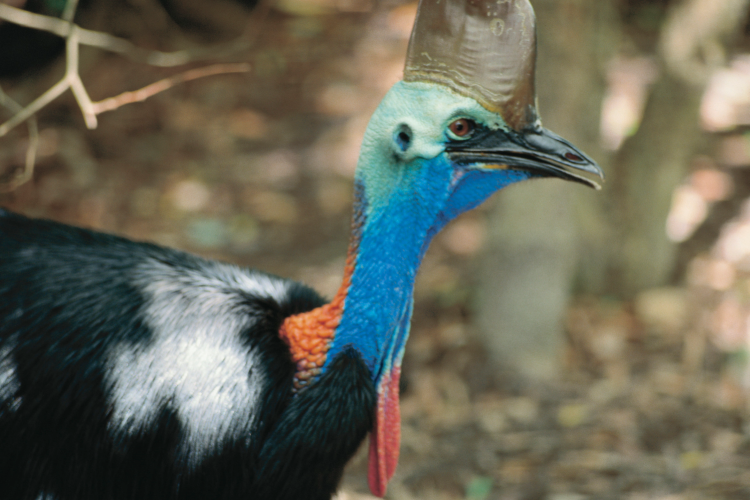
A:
[[61, 0, 79, 23], [0, 0, 262, 189], [91, 63, 251, 115], [0, 3, 195, 66], [0, 87, 39, 193]]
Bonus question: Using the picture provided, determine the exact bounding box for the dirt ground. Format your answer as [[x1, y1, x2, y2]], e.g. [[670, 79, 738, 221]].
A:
[[2, 2, 750, 499]]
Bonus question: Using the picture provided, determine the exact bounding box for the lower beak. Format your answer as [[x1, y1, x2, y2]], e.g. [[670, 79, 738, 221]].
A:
[[447, 125, 604, 189]]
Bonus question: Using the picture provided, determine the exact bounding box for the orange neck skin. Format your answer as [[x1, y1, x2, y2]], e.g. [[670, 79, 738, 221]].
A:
[[278, 246, 356, 391]]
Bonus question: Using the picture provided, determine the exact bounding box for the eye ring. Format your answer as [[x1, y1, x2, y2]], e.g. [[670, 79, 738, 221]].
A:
[[448, 118, 475, 139]]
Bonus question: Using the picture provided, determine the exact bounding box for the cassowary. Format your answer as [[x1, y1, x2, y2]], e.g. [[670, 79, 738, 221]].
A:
[[0, 0, 603, 499]]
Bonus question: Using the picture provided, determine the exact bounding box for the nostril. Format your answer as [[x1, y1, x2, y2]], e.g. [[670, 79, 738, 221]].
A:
[[565, 152, 583, 162]]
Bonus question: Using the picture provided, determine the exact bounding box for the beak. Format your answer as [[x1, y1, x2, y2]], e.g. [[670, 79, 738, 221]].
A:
[[446, 125, 604, 189]]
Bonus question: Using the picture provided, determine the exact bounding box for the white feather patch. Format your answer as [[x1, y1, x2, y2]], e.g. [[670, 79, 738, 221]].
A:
[[0, 340, 21, 411], [106, 258, 292, 466]]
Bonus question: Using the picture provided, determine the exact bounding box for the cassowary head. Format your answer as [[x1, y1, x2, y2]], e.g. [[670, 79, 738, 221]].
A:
[[324, 0, 603, 495]]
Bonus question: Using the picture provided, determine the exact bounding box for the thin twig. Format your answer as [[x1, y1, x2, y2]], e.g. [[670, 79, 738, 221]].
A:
[[0, 0, 268, 189], [0, 23, 86, 136], [0, 4, 192, 66], [0, 78, 69, 137], [0, 87, 39, 192], [65, 26, 98, 128], [0, 3, 247, 67], [0, 0, 275, 65], [0, 3, 72, 37], [91, 63, 251, 115], [62, 0, 80, 23]]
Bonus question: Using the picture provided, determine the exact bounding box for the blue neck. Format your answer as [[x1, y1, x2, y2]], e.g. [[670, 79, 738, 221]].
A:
[[322, 151, 455, 378], [324, 153, 529, 382], [323, 182, 427, 380], [320, 80, 535, 382]]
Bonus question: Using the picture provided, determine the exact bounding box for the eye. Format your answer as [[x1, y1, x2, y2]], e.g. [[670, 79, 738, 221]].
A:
[[448, 118, 475, 139]]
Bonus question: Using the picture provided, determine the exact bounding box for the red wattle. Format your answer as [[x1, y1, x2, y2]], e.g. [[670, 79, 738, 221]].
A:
[[368, 367, 401, 497]]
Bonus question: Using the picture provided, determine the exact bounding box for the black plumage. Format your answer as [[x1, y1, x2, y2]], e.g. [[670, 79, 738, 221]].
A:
[[0, 208, 375, 500]]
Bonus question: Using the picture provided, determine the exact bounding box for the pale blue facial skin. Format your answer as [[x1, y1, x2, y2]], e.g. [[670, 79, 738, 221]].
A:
[[357, 81, 511, 213], [323, 81, 533, 383]]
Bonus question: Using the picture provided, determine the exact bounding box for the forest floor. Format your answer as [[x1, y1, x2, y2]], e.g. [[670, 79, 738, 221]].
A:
[[1, 2, 750, 499]]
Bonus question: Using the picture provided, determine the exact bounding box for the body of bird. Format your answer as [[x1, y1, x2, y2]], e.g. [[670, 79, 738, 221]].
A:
[[0, 208, 374, 500], [0, 1, 603, 499]]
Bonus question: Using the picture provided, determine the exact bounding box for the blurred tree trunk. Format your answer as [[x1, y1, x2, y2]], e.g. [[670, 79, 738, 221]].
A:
[[614, 0, 749, 295], [475, 0, 616, 381], [613, 74, 703, 295], [475, 0, 750, 382]]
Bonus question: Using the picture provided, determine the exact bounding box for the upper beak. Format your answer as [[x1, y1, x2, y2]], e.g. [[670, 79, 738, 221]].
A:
[[446, 125, 604, 190]]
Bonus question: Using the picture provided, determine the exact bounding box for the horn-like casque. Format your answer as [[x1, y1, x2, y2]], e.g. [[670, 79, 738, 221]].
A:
[[404, 0, 538, 130]]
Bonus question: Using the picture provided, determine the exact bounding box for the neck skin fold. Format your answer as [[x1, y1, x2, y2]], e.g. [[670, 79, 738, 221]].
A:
[[277, 245, 355, 390]]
